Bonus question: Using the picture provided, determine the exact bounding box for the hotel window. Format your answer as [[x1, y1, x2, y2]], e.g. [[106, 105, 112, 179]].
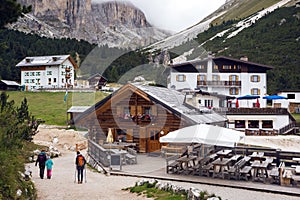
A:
[[251, 88, 260, 95], [25, 72, 29, 76], [24, 79, 29, 83], [196, 65, 205, 70], [229, 75, 239, 81], [214, 65, 219, 70], [36, 72, 41, 76], [30, 72, 35, 76], [204, 100, 213, 108], [223, 65, 231, 70], [197, 75, 206, 81], [251, 75, 260, 82], [287, 94, 295, 99], [262, 120, 273, 128], [36, 79, 40, 85], [212, 75, 220, 81], [48, 78, 51, 85], [229, 88, 239, 95], [62, 78, 64, 83], [53, 78, 57, 83], [176, 74, 186, 82], [235, 120, 246, 128], [47, 71, 52, 75], [248, 120, 259, 128], [30, 79, 35, 83]]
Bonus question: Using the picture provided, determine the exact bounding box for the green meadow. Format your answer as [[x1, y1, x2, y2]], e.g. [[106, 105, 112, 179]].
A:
[[4, 91, 108, 126]]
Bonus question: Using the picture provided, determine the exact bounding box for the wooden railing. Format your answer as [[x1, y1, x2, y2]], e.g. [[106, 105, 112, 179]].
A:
[[214, 108, 290, 115], [88, 139, 110, 167]]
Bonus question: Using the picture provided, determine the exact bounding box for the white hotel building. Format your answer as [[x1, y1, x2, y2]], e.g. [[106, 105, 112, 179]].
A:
[[169, 56, 272, 108], [16, 55, 78, 90]]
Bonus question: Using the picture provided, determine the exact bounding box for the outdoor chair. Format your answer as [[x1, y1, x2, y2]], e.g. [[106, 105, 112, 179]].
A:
[[125, 148, 137, 164]]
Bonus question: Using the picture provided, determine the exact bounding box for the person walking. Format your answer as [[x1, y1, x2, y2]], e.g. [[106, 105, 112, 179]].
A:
[[45, 156, 54, 179], [35, 149, 47, 179], [75, 151, 86, 184]]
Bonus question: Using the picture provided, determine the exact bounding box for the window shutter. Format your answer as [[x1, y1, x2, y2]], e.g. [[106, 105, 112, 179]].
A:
[[258, 76, 260, 82], [137, 106, 142, 115], [229, 88, 233, 95], [258, 89, 261, 95], [217, 75, 220, 81], [251, 75, 254, 82], [197, 75, 200, 81], [229, 75, 232, 81], [176, 75, 179, 81], [204, 75, 207, 81], [236, 88, 239, 95], [251, 89, 254, 95], [130, 106, 136, 116], [183, 75, 186, 81], [236, 76, 239, 81]]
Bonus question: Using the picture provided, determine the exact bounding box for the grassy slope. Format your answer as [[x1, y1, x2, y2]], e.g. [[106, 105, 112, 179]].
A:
[[6, 91, 108, 125], [212, 0, 281, 25]]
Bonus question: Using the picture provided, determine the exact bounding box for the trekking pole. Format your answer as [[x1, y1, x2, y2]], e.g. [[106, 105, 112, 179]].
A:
[[85, 167, 87, 183], [74, 167, 77, 183]]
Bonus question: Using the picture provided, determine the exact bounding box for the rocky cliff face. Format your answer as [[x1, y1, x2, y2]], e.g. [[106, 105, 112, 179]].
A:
[[11, 0, 169, 48]]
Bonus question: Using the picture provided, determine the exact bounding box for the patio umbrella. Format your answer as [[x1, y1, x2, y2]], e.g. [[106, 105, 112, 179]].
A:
[[159, 124, 245, 148], [106, 128, 114, 143], [235, 99, 239, 108], [256, 98, 260, 108], [237, 95, 260, 107], [263, 95, 287, 100], [237, 95, 260, 100]]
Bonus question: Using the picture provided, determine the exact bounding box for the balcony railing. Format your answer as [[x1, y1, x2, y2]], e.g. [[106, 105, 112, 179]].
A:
[[197, 81, 241, 87], [214, 107, 289, 115]]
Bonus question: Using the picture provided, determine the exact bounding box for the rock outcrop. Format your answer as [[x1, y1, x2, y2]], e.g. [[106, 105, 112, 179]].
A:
[[11, 0, 169, 48]]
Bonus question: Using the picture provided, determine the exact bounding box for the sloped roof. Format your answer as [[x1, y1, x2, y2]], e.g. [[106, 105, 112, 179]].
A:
[[67, 106, 90, 113], [132, 83, 226, 124], [0, 80, 20, 86], [16, 55, 78, 68], [75, 83, 226, 125]]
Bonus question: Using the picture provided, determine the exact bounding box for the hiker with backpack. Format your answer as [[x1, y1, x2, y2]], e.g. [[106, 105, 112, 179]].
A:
[[75, 151, 86, 184], [35, 149, 47, 179]]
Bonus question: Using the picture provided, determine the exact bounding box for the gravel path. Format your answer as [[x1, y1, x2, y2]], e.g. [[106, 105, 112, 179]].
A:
[[28, 126, 300, 200], [27, 151, 147, 200]]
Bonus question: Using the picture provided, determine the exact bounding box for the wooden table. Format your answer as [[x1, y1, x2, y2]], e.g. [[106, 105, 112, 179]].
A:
[[251, 160, 269, 182], [212, 158, 231, 179], [176, 156, 197, 175], [216, 149, 232, 160], [249, 152, 264, 161]]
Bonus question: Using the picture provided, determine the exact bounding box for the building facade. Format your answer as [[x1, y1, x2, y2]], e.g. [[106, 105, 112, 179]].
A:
[[16, 55, 78, 90], [169, 56, 273, 108], [74, 83, 226, 153]]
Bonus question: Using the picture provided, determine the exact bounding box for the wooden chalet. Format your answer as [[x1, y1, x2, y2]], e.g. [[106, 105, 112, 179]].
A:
[[74, 83, 226, 153], [87, 73, 107, 90]]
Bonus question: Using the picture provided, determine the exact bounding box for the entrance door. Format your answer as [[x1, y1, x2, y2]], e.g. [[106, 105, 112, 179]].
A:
[[147, 129, 161, 153]]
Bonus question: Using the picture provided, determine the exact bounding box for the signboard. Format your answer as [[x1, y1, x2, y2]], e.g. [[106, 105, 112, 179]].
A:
[[110, 154, 122, 170]]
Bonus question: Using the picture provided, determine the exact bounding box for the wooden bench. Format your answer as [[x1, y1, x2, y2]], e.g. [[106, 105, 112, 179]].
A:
[[125, 148, 137, 164], [200, 163, 214, 177], [227, 156, 250, 180], [239, 166, 252, 181], [166, 155, 180, 174]]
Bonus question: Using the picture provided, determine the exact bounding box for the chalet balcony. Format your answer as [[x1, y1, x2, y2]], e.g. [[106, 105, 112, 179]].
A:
[[65, 74, 71, 79], [197, 81, 241, 87], [118, 114, 154, 124], [213, 107, 289, 115], [65, 68, 71, 72]]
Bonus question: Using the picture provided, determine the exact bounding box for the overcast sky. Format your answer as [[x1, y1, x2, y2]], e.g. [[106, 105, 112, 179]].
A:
[[92, 0, 226, 32]]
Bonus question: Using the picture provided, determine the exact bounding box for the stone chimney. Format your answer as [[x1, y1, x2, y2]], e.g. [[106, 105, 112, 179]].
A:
[[240, 56, 248, 61]]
